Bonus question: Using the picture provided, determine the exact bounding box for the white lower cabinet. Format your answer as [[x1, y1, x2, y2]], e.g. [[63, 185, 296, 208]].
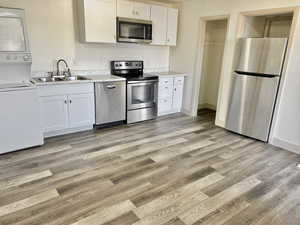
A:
[[158, 76, 185, 116], [40, 95, 69, 133], [68, 93, 95, 129], [38, 83, 95, 137]]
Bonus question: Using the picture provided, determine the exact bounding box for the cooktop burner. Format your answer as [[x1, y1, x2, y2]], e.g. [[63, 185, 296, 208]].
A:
[[110, 61, 158, 82]]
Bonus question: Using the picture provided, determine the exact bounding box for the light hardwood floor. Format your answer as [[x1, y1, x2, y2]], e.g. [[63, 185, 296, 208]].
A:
[[0, 111, 300, 225]]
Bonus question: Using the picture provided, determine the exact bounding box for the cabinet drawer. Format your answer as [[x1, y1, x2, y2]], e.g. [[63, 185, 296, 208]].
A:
[[38, 83, 94, 97], [174, 77, 184, 86], [159, 85, 173, 97], [159, 77, 173, 87], [158, 96, 172, 113]]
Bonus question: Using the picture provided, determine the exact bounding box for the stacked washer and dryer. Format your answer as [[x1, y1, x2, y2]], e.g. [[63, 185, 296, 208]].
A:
[[0, 7, 43, 154]]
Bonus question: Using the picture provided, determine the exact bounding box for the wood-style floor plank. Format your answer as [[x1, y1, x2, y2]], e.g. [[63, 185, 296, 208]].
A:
[[0, 111, 299, 225]]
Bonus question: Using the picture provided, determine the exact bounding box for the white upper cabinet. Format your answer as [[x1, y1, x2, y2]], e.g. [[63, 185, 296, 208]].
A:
[[134, 2, 151, 20], [117, 0, 134, 18], [77, 0, 178, 45], [167, 8, 178, 46], [117, 0, 151, 20], [78, 0, 117, 43], [151, 5, 168, 45]]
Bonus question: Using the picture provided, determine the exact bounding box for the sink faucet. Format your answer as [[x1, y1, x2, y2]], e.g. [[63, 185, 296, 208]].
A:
[[55, 59, 71, 78]]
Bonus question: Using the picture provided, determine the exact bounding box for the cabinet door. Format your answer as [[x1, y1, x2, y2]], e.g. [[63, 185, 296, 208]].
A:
[[167, 8, 178, 46], [40, 96, 69, 133], [173, 82, 184, 111], [151, 5, 167, 45], [117, 0, 135, 18], [83, 0, 117, 43], [68, 93, 95, 128], [158, 97, 173, 116], [134, 2, 151, 20]]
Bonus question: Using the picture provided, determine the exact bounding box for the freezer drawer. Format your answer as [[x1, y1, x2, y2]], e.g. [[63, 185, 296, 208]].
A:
[[236, 38, 287, 76], [226, 73, 280, 142], [95, 81, 126, 125]]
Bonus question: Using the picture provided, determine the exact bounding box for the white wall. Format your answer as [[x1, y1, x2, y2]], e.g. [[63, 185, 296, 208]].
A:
[[198, 20, 227, 110], [170, 0, 300, 154], [0, 0, 170, 76]]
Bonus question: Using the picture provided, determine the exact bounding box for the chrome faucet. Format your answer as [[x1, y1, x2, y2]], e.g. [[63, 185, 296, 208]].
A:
[[55, 59, 71, 78]]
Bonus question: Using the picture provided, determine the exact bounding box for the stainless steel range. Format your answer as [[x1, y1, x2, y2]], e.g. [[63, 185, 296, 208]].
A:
[[111, 61, 158, 124]]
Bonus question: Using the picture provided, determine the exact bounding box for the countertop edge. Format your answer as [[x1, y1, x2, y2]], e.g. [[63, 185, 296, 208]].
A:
[[32, 75, 126, 86]]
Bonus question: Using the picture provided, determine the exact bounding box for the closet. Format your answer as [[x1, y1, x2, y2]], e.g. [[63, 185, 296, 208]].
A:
[[198, 19, 228, 112]]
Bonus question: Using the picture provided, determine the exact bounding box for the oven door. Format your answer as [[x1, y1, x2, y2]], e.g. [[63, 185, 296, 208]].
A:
[[127, 80, 158, 110], [117, 17, 152, 43]]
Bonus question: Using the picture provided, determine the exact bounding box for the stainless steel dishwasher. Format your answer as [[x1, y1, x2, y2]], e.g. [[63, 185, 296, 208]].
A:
[[95, 81, 126, 125]]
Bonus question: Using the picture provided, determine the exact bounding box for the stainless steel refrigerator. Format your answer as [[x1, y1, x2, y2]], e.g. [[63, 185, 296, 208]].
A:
[[226, 38, 288, 142]]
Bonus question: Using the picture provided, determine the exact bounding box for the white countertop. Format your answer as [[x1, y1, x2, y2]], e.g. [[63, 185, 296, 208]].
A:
[[153, 71, 187, 77], [0, 81, 37, 92], [32, 75, 126, 86], [85, 75, 126, 82]]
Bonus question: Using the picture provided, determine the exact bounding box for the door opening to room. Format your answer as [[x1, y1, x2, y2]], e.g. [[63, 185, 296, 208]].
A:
[[198, 19, 228, 115]]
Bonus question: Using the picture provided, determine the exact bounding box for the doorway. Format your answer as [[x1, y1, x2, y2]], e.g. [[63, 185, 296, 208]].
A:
[[197, 19, 228, 116]]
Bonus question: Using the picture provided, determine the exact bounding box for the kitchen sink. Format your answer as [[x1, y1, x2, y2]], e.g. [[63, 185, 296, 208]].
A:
[[34, 76, 90, 83], [64, 76, 89, 81]]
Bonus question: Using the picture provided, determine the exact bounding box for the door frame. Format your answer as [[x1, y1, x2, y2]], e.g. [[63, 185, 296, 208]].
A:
[[190, 15, 230, 121]]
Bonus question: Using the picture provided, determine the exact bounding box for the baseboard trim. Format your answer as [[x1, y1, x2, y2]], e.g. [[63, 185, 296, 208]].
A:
[[215, 118, 225, 128], [198, 103, 217, 111], [181, 108, 193, 117], [271, 137, 300, 155], [44, 125, 94, 138]]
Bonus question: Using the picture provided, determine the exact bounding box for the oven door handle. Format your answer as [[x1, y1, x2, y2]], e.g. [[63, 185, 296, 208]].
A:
[[128, 80, 158, 84]]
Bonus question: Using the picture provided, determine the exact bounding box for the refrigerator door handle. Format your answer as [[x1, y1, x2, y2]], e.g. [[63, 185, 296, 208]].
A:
[[234, 71, 278, 78]]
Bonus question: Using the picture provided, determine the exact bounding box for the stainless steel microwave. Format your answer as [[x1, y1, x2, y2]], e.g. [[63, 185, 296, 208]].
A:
[[117, 17, 152, 44]]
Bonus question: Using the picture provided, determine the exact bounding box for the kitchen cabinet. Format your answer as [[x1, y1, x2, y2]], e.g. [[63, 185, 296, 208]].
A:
[[166, 8, 179, 46], [151, 5, 168, 45], [158, 75, 185, 116], [77, 0, 178, 46], [77, 0, 117, 43], [38, 83, 95, 137], [151, 6, 178, 46], [173, 77, 184, 110], [40, 95, 69, 133], [68, 93, 95, 129], [117, 0, 151, 20]]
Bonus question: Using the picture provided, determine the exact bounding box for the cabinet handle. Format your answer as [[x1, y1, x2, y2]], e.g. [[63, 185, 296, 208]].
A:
[[69, 100, 72, 104], [106, 85, 116, 89], [64, 100, 67, 104]]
